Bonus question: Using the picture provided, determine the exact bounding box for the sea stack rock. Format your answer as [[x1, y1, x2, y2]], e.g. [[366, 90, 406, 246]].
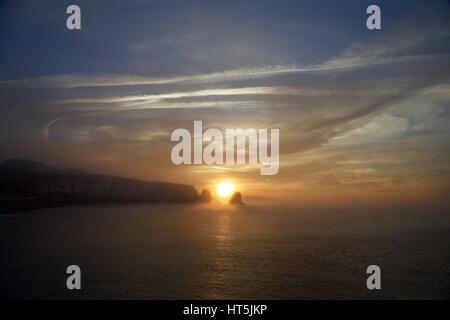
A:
[[199, 189, 212, 203], [229, 191, 243, 205]]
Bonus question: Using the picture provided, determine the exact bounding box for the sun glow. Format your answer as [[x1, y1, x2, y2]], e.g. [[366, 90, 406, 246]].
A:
[[216, 182, 234, 198]]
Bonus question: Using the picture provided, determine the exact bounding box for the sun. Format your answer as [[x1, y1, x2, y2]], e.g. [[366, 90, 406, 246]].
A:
[[216, 182, 234, 198]]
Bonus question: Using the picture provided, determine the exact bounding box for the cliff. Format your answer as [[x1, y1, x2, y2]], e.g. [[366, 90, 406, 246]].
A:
[[0, 159, 199, 211]]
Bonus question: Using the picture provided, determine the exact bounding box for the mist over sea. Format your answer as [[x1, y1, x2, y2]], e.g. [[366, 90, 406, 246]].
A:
[[1, 202, 449, 299]]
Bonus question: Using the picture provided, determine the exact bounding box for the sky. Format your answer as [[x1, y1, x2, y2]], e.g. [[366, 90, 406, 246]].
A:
[[0, 0, 449, 203]]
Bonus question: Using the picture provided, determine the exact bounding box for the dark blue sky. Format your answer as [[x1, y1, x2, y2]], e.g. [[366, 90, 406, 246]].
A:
[[1, 0, 449, 78]]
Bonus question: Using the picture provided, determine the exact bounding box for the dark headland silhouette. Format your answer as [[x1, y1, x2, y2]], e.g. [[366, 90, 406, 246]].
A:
[[0, 159, 201, 213]]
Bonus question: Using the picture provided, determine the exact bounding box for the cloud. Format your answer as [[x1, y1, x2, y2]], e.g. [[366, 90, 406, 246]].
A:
[[2, 36, 448, 89], [335, 114, 410, 139], [1, 53, 446, 89], [53, 86, 411, 106]]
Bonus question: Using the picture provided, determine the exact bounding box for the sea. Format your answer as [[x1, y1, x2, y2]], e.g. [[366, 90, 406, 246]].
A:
[[1, 202, 449, 299]]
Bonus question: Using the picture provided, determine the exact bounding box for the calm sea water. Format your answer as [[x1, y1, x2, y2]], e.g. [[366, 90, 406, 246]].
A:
[[1, 202, 449, 299]]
